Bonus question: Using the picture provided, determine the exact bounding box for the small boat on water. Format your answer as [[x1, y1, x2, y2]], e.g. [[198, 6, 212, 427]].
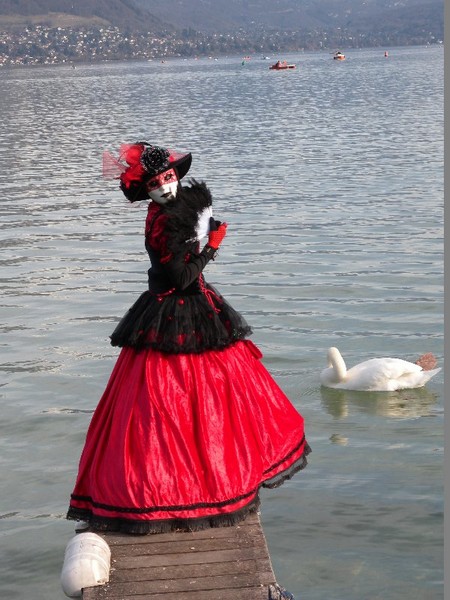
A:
[[269, 60, 296, 70], [333, 51, 345, 61]]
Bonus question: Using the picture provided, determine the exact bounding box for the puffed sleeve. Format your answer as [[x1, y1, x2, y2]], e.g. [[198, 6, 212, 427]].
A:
[[145, 208, 171, 262]]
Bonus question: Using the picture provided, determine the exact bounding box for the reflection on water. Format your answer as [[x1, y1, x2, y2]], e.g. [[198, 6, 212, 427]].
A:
[[320, 385, 439, 419], [329, 433, 349, 445], [41, 408, 95, 414]]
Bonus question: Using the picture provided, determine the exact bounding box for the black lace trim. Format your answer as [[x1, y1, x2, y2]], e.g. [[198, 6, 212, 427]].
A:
[[67, 495, 261, 535]]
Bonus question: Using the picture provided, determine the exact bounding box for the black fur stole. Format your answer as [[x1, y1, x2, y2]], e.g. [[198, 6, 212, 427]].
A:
[[164, 179, 213, 253]]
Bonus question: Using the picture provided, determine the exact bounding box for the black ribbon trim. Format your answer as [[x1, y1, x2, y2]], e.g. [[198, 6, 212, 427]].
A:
[[71, 487, 258, 515], [262, 434, 307, 475]]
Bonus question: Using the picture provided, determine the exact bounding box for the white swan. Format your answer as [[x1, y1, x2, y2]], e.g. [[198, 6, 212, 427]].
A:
[[320, 347, 441, 392]]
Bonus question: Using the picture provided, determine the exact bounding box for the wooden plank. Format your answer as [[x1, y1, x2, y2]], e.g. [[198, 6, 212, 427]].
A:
[[115, 545, 271, 569], [84, 586, 269, 600], [83, 571, 275, 596], [111, 558, 274, 582], [110, 531, 267, 557], [82, 512, 276, 600]]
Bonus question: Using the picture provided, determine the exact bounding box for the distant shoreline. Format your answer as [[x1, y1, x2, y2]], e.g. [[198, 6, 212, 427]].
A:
[[0, 22, 443, 68]]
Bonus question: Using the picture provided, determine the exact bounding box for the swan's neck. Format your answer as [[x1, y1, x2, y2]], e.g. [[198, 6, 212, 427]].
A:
[[328, 348, 347, 382]]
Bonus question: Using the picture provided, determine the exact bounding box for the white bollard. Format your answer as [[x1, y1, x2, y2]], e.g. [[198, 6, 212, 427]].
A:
[[61, 532, 111, 598]]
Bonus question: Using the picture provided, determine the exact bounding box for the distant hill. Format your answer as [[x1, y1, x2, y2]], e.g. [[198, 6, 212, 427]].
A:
[[0, 0, 170, 31], [0, 0, 443, 41], [134, 0, 443, 37]]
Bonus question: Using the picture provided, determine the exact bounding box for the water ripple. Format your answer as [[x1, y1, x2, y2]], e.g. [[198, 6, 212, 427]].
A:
[[0, 46, 443, 600]]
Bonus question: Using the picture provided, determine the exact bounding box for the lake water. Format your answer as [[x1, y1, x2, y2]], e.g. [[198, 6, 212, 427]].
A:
[[0, 46, 444, 599]]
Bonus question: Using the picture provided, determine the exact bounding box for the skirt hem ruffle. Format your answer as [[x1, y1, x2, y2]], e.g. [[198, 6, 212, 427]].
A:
[[262, 442, 311, 489], [66, 443, 311, 535]]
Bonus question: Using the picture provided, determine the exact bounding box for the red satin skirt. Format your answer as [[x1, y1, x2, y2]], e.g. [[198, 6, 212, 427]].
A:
[[67, 339, 310, 533]]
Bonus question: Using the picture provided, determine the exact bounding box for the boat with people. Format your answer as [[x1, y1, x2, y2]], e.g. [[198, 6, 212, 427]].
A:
[[269, 60, 296, 70], [333, 51, 345, 60]]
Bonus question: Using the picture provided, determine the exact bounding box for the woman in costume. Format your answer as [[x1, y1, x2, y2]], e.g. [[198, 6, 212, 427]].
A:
[[67, 142, 311, 534]]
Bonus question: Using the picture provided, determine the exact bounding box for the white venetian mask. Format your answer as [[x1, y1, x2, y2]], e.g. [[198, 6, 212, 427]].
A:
[[146, 168, 179, 204]]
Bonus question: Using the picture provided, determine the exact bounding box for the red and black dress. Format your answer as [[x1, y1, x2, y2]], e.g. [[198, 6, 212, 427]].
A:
[[67, 182, 311, 533]]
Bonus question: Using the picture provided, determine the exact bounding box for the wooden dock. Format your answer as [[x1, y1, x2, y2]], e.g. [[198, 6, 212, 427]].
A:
[[82, 512, 280, 600]]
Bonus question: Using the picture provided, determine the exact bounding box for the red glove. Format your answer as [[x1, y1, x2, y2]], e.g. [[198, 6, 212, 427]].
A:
[[207, 222, 227, 250]]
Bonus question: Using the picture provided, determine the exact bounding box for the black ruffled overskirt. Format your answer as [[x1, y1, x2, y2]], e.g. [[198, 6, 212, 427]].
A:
[[110, 283, 252, 353]]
